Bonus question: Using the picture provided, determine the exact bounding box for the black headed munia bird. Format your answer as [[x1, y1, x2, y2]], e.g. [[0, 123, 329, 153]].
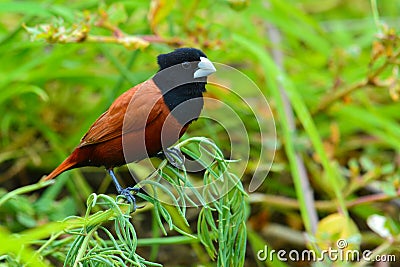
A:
[[44, 48, 216, 209]]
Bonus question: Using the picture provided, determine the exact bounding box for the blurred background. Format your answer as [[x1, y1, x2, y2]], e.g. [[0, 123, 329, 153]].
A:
[[1, 0, 400, 266]]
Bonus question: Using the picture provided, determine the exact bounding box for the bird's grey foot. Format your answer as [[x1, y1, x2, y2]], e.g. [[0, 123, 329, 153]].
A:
[[157, 147, 185, 168], [107, 168, 140, 212], [117, 187, 140, 211]]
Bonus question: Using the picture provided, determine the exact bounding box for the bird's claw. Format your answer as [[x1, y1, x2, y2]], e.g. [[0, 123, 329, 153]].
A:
[[117, 187, 140, 212], [158, 147, 185, 168]]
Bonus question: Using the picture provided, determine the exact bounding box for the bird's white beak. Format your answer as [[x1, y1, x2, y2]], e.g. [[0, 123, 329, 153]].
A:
[[193, 57, 216, 79]]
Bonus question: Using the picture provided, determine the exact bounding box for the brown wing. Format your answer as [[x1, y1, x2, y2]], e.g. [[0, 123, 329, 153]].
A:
[[79, 80, 163, 147]]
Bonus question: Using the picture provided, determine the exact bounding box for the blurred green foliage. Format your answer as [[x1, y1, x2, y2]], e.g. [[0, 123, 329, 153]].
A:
[[1, 0, 400, 266]]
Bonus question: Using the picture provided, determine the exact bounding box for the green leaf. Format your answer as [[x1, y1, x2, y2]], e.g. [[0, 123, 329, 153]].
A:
[[0, 2, 52, 16], [0, 84, 48, 104], [107, 3, 128, 26], [148, 0, 176, 32]]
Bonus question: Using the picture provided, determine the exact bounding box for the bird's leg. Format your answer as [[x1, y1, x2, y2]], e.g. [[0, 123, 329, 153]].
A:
[[107, 168, 140, 211], [156, 147, 185, 168]]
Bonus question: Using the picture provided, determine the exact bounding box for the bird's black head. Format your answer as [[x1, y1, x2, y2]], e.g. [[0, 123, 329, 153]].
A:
[[154, 47, 216, 91], [157, 48, 207, 70], [153, 47, 216, 125]]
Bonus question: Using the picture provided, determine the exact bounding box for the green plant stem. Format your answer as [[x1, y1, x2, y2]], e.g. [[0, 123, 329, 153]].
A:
[[249, 223, 387, 248], [233, 34, 348, 221], [267, 22, 318, 233], [149, 208, 161, 261], [111, 49, 139, 99], [313, 80, 368, 115], [36, 231, 65, 255], [250, 190, 400, 211], [370, 0, 382, 32], [141, 35, 183, 46], [164, 205, 209, 264], [314, 48, 400, 115], [73, 227, 97, 267], [0, 180, 54, 207], [137, 235, 198, 246], [232, 35, 321, 234]]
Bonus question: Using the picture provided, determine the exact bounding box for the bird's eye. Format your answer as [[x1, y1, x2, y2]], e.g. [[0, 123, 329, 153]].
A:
[[181, 61, 191, 69]]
